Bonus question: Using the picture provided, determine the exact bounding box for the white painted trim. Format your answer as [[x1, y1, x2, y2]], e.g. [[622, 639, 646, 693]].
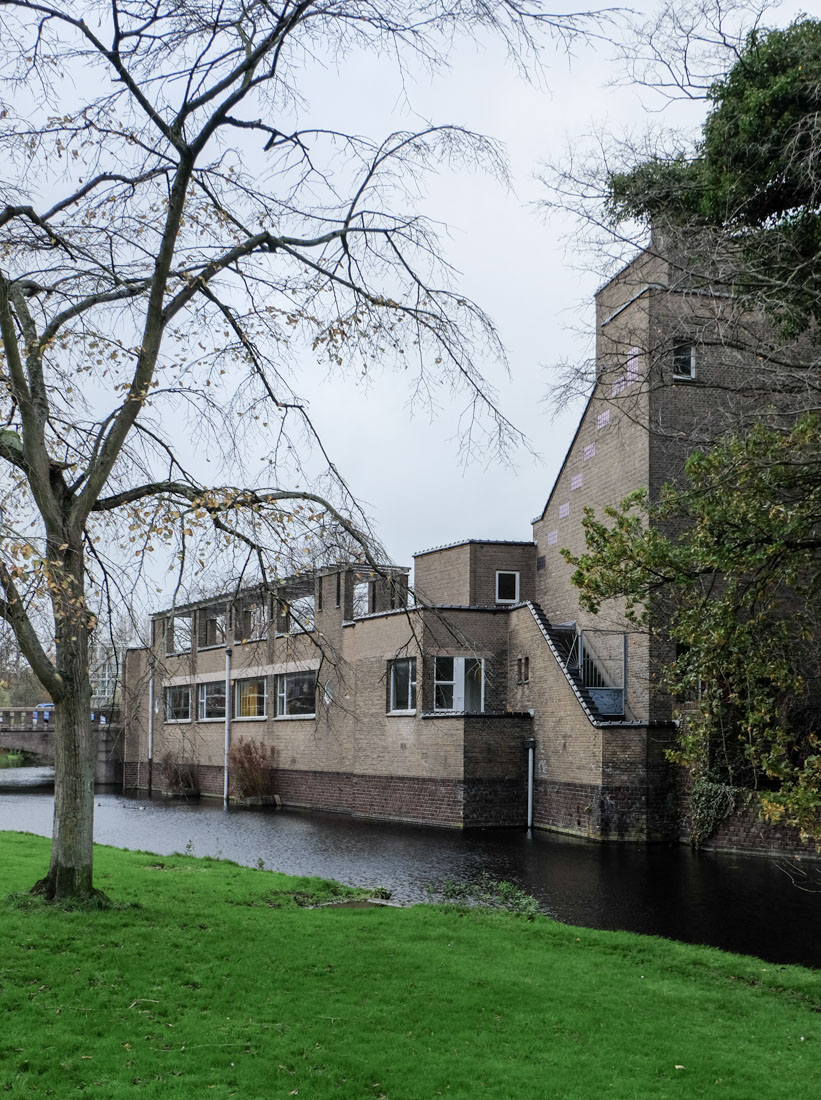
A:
[[163, 658, 321, 688]]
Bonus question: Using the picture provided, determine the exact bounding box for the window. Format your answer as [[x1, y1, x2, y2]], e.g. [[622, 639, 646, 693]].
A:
[[198, 606, 226, 648], [289, 594, 315, 634], [583, 442, 596, 461], [626, 346, 640, 384], [198, 681, 226, 721], [353, 581, 370, 617], [166, 613, 193, 655], [247, 602, 268, 641], [317, 576, 323, 612], [571, 474, 582, 491], [275, 670, 317, 717], [434, 657, 484, 712], [235, 677, 267, 719], [166, 685, 191, 722], [389, 657, 417, 713], [673, 344, 696, 380], [516, 656, 530, 684], [596, 409, 610, 430], [495, 571, 519, 603], [559, 502, 570, 519], [547, 530, 558, 547], [335, 572, 342, 607], [234, 600, 267, 643]]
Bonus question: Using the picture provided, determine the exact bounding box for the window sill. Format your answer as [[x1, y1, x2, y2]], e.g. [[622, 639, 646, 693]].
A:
[[273, 713, 316, 721], [672, 373, 697, 382], [387, 709, 416, 717], [166, 650, 192, 657], [164, 719, 192, 724], [197, 643, 226, 652], [197, 716, 227, 723], [235, 715, 267, 722]]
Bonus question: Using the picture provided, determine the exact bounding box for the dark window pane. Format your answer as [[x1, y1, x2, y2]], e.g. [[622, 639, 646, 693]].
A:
[[497, 572, 518, 601]]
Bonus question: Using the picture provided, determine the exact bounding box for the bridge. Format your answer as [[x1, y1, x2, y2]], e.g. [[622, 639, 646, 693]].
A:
[[0, 707, 123, 784]]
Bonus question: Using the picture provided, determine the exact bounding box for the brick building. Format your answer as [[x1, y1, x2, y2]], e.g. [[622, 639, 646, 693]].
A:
[[123, 246, 797, 842]]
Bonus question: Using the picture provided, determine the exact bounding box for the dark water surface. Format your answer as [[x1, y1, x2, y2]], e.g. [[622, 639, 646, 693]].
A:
[[2, 769, 819, 968]]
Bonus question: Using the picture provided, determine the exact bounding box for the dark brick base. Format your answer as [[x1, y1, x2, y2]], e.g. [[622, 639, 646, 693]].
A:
[[122, 760, 528, 828], [463, 778, 526, 827], [349, 774, 464, 827], [533, 778, 679, 842]]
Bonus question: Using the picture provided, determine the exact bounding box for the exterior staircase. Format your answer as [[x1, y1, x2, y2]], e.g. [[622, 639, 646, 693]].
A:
[[527, 602, 626, 723]]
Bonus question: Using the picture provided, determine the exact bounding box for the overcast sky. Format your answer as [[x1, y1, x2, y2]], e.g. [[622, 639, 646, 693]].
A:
[[286, 9, 699, 574]]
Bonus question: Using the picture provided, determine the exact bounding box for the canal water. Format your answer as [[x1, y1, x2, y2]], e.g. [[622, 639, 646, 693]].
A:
[[1, 769, 819, 968]]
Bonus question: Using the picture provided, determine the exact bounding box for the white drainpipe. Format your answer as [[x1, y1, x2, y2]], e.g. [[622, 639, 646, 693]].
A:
[[223, 645, 232, 805], [523, 735, 536, 830], [147, 657, 155, 796]]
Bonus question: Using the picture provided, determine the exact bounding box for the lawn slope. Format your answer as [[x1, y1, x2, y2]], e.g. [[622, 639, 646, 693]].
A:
[[1, 832, 818, 1098]]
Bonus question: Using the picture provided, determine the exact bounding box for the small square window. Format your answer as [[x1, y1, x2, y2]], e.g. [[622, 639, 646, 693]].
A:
[[583, 443, 596, 461], [559, 502, 570, 519], [547, 530, 558, 547], [571, 474, 582, 491], [596, 409, 610, 430], [495, 571, 520, 603], [673, 344, 696, 380]]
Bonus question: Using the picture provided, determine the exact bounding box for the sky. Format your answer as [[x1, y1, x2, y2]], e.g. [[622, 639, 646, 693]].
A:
[[311, 0, 805, 577], [289, 11, 701, 574]]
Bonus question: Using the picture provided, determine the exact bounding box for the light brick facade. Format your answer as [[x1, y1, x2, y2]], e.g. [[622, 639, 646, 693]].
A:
[[122, 247, 802, 849]]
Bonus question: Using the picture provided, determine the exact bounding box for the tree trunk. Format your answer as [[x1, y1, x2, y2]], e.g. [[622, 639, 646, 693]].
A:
[[32, 630, 102, 901]]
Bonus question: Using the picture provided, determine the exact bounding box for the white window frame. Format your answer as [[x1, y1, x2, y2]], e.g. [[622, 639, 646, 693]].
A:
[[234, 676, 267, 720], [433, 657, 485, 713], [672, 343, 697, 380], [165, 684, 192, 723], [388, 657, 417, 714], [275, 670, 317, 719], [495, 571, 520, 604], [198, 680, 226, 722]]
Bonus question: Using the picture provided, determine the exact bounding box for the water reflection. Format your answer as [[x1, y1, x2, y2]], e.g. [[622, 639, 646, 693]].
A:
[[0, 777, 819, 968]]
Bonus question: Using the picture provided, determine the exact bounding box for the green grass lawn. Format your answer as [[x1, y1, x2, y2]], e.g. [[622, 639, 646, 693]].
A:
[[1, 832, 818, 1098]]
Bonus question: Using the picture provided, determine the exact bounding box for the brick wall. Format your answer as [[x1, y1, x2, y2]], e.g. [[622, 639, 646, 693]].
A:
[[413, 541, 536, 608], [463, 713, 531, 827]]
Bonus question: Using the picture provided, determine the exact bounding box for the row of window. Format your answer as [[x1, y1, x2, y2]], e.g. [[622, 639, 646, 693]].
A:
[[388, 656, 485, 712], [166, 671, 317, 722], [166, 657, 490, 722]]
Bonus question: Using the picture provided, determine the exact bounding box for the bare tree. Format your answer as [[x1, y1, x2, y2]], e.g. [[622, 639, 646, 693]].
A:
[[0, 0, 604, 900]]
